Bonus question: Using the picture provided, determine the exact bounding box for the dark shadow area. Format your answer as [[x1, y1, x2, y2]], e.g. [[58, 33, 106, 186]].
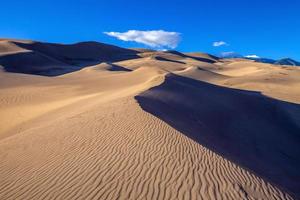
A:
[[0, 41, 140, 76], [197, 66, 215, 72], [165, 50, 218, 63], [0, 51, 80, 76], [163, 50, 188, 57], [104, 63, 132, 72], [135, 74, 300, 198], [185, 55, 217, 63], [155, 56, 186, 64], [13, 41, 140, 64]]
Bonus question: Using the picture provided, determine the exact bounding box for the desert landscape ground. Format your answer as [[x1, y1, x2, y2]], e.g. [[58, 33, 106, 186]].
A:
[[0, 39, 300, 199]]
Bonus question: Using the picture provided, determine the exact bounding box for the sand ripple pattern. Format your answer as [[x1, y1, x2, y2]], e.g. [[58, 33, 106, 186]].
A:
[[0, 97, 293, 200]]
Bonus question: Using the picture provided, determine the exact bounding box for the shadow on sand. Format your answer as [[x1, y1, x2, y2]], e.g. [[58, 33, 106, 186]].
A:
[[155, 56, 186, 64], [164, 50, 218, 63], [0, 41, 139, 76], [135, 74, 300, 198]]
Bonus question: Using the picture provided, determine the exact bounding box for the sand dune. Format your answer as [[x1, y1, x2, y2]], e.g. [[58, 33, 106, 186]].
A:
[[184, 52, 219, 63], [0, 39, 139, 75], [0, 39, 299, 199], [13, 40, 139, 64], [0, 40, 29, 55], [136, 74, 300, 197], [175, 66, 228, 82]]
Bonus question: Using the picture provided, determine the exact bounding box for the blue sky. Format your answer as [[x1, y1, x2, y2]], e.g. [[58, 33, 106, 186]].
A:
[[1, 0, 299, 59]]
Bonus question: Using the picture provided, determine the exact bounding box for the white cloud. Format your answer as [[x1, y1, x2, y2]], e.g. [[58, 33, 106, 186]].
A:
[[245, 55, 260, 59], [104, 30, 181, 49], [213, 41, 228, 47]]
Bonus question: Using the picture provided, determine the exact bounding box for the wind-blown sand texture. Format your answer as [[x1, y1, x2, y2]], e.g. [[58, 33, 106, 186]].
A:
[[0, 39, 299, 200]]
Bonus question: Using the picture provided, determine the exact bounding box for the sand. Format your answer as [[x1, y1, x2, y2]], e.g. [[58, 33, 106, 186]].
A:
[[0, 39, 299, 199]]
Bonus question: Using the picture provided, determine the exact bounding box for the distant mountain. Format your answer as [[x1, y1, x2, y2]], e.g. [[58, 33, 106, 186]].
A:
[[246, 57, 276, 64], [254, 58, 276, 64], [243, 56, 300, 66], [275, 58, 300, 66], [216, 51, 300, 67]]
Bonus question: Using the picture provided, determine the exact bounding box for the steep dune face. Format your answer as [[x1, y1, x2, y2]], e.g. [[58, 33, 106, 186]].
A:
[[136, 74, 300, 197], [76, 62, 132, 72], [0, 40, 27, 55], [0, 40, 300, 199], [14, 41, 139, 65], [184, 52, 219, 63], [0, 40, 139, 75], [0, 51, 77, 75]]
